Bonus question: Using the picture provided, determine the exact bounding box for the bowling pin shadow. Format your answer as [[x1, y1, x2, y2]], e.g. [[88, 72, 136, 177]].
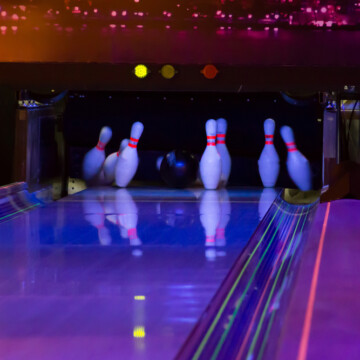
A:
[[115, 189, 143, 257], [199, 189, 231, 261], [82, 195, 112, 246]]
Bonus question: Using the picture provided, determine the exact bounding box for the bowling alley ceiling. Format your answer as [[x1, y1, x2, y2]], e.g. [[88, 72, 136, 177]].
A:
[[1, 1, 360, 90]]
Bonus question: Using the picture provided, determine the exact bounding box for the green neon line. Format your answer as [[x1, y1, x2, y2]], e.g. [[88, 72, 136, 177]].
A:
[[0, 203, 40, 222], [209, 210, 289, 360], [256, 213, 309, 360], [246, 210, 304, 359], [257, 309, 276, 360], [191, 205, 282, 360]]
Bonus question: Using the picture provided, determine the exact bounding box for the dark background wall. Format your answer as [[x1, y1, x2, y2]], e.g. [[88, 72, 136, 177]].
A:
[[64, 91, 323, 188], [0, 87, 16, 186]]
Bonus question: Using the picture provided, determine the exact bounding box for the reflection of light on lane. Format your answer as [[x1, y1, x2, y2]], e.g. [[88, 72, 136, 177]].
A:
[[134, 295, 145, 301], [133, 326, 145, 338]]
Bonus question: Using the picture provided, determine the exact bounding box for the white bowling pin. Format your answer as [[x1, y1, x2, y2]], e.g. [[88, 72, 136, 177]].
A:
[[258, 118, 280, 187], [82, 126, 112, 185], [280, 126, 312, 191], [200, 119, 222, 190], [103, 139, 129, 185], [216, 189, 231, 247], [115, 122, 144, 188], [216, 118, 231, 186]]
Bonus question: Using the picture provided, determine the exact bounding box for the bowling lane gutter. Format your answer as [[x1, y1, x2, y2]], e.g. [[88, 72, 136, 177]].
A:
[[176, 191, 318, 360]]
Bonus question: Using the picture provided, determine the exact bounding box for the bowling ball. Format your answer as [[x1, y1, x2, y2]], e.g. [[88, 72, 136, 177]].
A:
[[160, 150, 199, 189]]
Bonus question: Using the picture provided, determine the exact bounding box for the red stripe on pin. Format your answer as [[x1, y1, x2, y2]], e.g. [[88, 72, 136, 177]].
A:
[[288, 148, 297, 152], [207, 143, 216, 146], [265, 141, 273, 145], [217, 134, 225, 138], [130, 137, 139, 143], [96, 141, 106, 150], [207, 136, 216, 140], [117, 151, 120, 156], [286, 142, 296, 147], [129, 143, 137, 148], [265, 135, 274, 139], [217, 140, 226, 144]]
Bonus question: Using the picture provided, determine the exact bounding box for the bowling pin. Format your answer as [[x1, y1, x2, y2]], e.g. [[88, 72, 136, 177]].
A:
[[103, 139, 129, 185], [200, 119, 221, 190], [258, 118, 280, 187], [280, 126, 312, 191], [115, 122, 144, 188], [82, 126, 112, 185], [216, 118, 231, 186]]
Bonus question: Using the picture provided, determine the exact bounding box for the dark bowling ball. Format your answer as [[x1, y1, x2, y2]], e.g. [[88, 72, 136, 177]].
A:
[[160, 150, 199, 188]]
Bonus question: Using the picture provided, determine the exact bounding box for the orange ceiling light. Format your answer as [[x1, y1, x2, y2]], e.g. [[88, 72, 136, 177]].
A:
[[201, 64, 218, 79]]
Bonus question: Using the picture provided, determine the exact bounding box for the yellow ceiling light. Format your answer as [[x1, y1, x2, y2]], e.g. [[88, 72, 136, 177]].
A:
[[134, 64, 149, 79], [160, 64, 176, 79]]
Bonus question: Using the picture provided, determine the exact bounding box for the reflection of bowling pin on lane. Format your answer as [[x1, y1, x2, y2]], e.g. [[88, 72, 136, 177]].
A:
[[280, 126, 312, 191], [200, 190, 220, 260], [115, 189, 142, 253], [103, 139, 129, 185], [258, 188, 277, 221], [82, 196, 112, 246], [258, 118, 280, 187], [216, 118, 231, 187], [82, 126, 112, 185], [115, 122, 144, 188], [216, 189, 231, 247], [200, 119, 222, 190]]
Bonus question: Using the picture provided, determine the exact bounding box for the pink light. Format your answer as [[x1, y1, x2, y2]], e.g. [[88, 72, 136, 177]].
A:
[[137, 24, 143, 28], [193, 26, 198, 30], [109, 24, 116, 29], [274, 14, 279, 19], [165, 25, 170, 29], [306, 7, 312, 13], [192, 13, 199, 18], [84, 11, 88, 16], [122, 10, 127, 16], [19, 5, 26, 12], [1, 26, 7, 33], [55, 10, 59, 15], [177, 4, 181, 7], [72, 6, 81, 14], [167, 13, 172, 17], [274, 27, 279, 31], [229, 14, 233, 18], [221, 14, 225, 18], [265, 14, 269, 18], [138, 12, 144, 16], [120, 24, 126, 28], [220, 26, 225, 30], [163, 11, 167, 15], [21, 16, 26, 20], [1, 11, 7, 17], [134, 0, 139, 3], [248, 14, 253, 19], [247, 27, 252, 30], [111, 10, 117, 17], [265, 26, 269, 31], [320, 7, 327, 13], [94, 8, 98, 14], [12, 14, 19, 20], [216, 10, 222, 16], [11, 26, 18, 32]]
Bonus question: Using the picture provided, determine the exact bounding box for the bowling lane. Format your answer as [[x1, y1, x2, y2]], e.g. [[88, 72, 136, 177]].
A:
[[0, 187, 278, 360]]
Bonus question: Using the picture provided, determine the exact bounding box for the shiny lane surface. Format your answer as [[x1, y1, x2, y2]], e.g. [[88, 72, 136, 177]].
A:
[[0, 187, 276, 360]]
